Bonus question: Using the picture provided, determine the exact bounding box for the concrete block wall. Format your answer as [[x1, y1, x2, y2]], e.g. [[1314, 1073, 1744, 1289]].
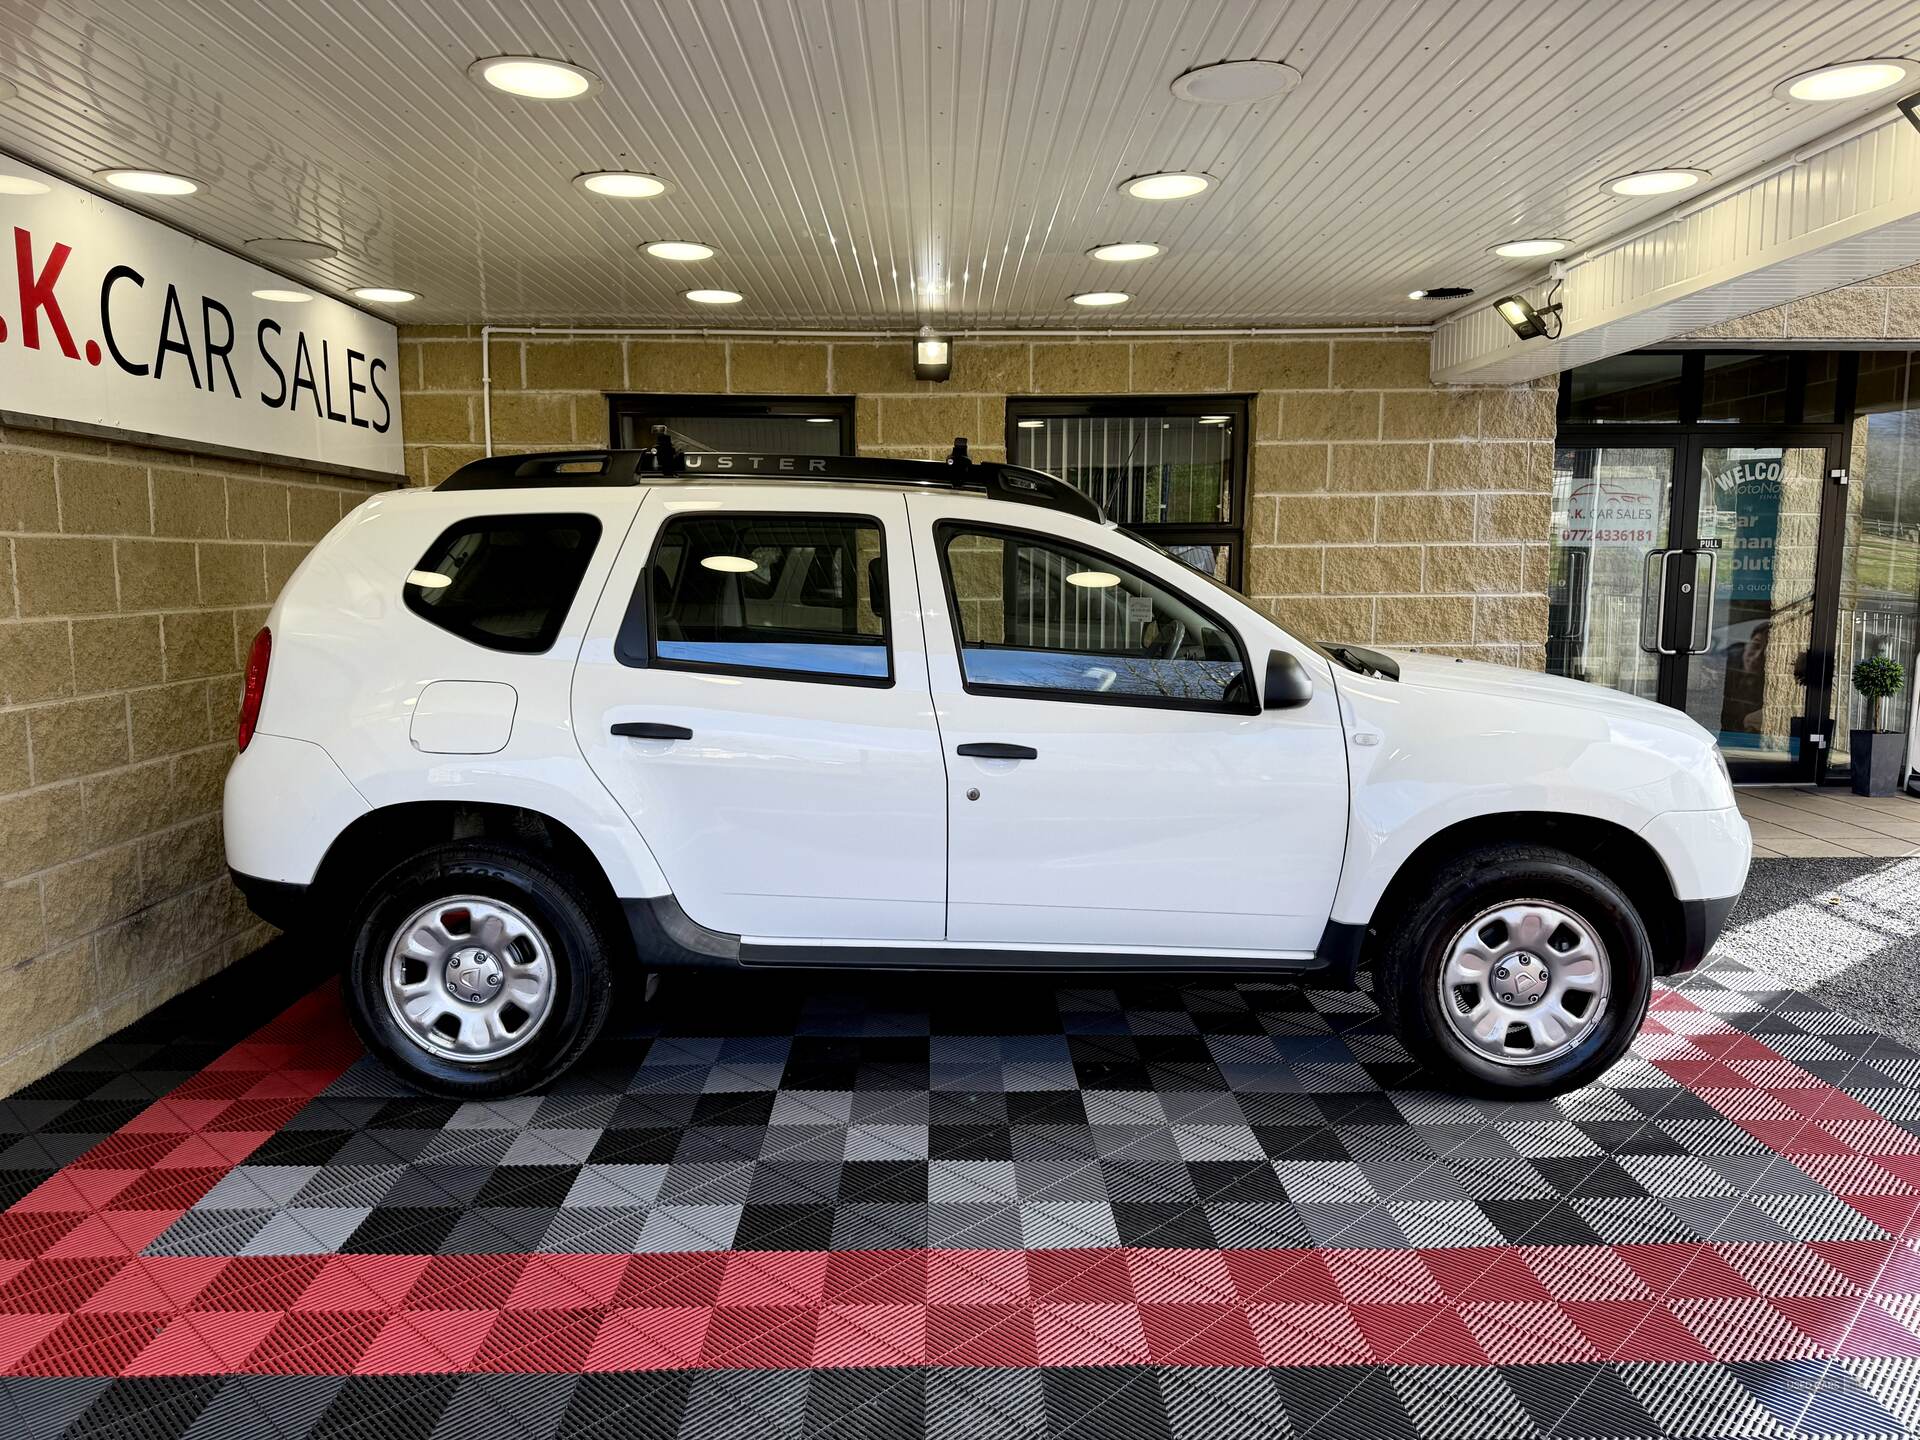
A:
[[1683, 261, 1920, 341], [399, 328, 1560, 667], [0, 423, 391, 1089]]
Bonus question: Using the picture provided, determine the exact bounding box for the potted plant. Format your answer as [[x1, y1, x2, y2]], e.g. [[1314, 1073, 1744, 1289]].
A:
[[1849, 654, 1908, 797]]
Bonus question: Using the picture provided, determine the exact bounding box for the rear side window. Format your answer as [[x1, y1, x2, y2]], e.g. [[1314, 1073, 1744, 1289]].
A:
[[642, 512, 890, 683], [403, 514, 601, 654]]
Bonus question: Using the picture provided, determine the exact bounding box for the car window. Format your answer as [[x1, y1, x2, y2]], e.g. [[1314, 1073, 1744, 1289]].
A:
[[403, 513, 601, 654], [937, 523, 1249, 707], [646, 512, 890, 682]]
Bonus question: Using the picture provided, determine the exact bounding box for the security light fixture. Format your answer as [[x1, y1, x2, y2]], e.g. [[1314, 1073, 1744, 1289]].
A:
[[469, 56, 598, 100], [352, 287, 418, 303], [1170, 60, 1301, 105], [1774, 59, 1920, 103], [913, 329, 953, 382], [577, 171, 669, 198], [643, 241, 713, 261], [1902, 90, 1920, 134], [98, 169, 200, 196], [1495, 292, 1562, 341], [1122, 172, 1211, 201], [1089, 242, 1161, 262], [246, 237, 337, 262]]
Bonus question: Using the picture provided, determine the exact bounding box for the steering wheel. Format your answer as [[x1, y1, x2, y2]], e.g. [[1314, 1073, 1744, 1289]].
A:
[[1154, 619, 1188, 659]]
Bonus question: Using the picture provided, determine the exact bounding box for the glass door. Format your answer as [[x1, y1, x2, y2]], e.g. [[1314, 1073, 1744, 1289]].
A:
[[1678, 437, 1847, 781], [1547, 445, 1675, 702]]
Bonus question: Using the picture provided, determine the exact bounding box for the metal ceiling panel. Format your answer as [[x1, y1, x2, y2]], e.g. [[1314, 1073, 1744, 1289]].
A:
[[1, 0, 1917, 327]]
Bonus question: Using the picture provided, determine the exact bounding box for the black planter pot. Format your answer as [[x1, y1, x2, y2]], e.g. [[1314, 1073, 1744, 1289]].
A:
[[1850, 729, 1907, 797]]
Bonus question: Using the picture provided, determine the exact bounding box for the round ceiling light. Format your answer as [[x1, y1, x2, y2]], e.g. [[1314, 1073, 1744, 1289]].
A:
[[246, 236, 338, 262], [643, 240, 714, 261], [1122, 172, 1211, 201], [468, 55, 598, 100], [1407, 286, 1474, 301], [250, 288, 312, 303], [1088, 242, 1161, 262], [685, 289, 742, 305], [1775, 59, 1920, 103], [352, 287, 418, 303], [1170, 59, 1302, 105], [1070, 291, 1130, 307], [97, 168, 200, 196], [1603, 168, 1709, 197], [1491, 238, 1571, 259], [1198, 415, 1231, 425], [0, 173, 50, 195], [577, 171, 669, 199], [805, 416, 836, 424], [700, 555, 760, 573]]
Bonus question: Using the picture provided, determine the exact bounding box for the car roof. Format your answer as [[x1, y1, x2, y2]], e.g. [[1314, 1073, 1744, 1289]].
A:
[[433, 442, 1105, 525]]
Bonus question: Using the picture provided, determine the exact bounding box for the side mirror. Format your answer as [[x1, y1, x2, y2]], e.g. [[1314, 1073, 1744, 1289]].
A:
[[1264, 650, 1313, 710]]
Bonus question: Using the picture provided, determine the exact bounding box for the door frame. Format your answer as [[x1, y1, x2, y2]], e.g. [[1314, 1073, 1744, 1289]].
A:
[[1555, 424, 1853, 782]]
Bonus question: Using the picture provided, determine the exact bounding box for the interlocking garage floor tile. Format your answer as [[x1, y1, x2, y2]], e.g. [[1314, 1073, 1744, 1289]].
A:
[[7, 935, 1920, 1437]]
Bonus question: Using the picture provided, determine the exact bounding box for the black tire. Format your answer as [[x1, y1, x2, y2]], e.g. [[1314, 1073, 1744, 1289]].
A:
[[342, 840, 616, 1098], [1374, 843, 1653, 1099]]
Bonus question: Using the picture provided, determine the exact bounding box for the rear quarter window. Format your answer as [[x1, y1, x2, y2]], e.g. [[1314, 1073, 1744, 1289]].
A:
[[403, 513, 602, 653]]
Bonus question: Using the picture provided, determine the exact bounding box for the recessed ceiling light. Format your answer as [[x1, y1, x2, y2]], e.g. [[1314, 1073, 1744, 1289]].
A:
[[1089, 242, 1161, 262], [643, 240, 714, 261], [1491, 238, 1571, 259], [1198, 415, 1231, 425], [352, 287, 418, 303], [1017, 419, 1046, 429], [1775, 59, 1920, 103], [700, 555, 760, 573], [686, 289, 742, 305], [1170, 59, 1302, 105], [1066, 570, 1122, 589], [578, 171, 669, 198], [468, 55, 598, 100], [0, 173, 50, 195], [246, 237, 338, 262], [1407, 286, 1474, 301], [1603, 168, 1709, 197], [805, 416, 836, 424], [1122, 172, 1211, 201], [97, 168, 200, 196], [1070, 291, 1130, 306], [251, 289, 312, 303]]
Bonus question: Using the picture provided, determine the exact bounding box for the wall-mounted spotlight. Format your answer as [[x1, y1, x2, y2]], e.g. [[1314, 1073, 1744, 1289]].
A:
[[914, 328, 952, 382], [1901, 91, 1920, 134], [1494, 292, 1563, 341]]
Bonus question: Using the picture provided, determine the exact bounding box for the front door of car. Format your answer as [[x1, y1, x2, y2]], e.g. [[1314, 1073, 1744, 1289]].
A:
[[907, 494, 1349, 956], [574, 486, 947, 941]]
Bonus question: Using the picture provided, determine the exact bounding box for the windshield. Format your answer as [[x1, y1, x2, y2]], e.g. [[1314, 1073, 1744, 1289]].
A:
[[1119, 527, 1334, 663]]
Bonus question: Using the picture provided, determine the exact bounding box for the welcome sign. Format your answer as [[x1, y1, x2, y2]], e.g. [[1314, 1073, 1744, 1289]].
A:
[[0, 156, 402, 477]]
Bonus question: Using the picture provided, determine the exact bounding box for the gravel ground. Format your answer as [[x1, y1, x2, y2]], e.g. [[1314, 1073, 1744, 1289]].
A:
[[1710, 854, 1920, 1048]]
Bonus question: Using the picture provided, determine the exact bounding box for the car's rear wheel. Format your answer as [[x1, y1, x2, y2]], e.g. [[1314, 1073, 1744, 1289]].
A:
[[1374, 843, 1653, 1098], [343, 840, 615, 1097]]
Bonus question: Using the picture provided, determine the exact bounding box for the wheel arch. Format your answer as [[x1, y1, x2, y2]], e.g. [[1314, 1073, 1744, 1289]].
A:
[[1348, 811, 1682, 983]]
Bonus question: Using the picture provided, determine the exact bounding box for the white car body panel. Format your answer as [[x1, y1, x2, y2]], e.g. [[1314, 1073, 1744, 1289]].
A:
[[570, 486, 949, 941], [225, 464, 1750, 976], [905, 492, 1348, 953]]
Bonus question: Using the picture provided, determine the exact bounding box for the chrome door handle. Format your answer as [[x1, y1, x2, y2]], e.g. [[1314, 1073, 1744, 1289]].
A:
[[956, 742, 1037, 760], [612, 722, 692, 740], [1653, 550, 1680, 656], [1688, 549, 1718, 655]]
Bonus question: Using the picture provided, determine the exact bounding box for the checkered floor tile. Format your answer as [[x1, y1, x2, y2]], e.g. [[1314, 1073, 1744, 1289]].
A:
[[6, 925, 1920, 1437]]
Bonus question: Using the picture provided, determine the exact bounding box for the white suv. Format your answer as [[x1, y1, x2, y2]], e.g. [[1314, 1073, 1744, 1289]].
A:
[[224, 440, 1750, 1100]]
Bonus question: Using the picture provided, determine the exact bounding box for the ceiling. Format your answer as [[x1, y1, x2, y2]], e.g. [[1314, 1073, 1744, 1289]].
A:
[[1, 0, 1917, 329]]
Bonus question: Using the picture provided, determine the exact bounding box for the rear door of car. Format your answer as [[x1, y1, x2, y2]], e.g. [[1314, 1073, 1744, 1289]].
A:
[[573, 484, 949, 941]]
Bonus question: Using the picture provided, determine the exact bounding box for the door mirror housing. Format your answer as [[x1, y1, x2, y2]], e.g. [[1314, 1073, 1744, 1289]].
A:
[[1263, 650, 1313, 709]]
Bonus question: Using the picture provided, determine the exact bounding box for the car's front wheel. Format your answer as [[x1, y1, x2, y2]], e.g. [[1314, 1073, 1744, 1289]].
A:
[[1375, 843, 1653, 1098], [343, 840, 616, 1097]]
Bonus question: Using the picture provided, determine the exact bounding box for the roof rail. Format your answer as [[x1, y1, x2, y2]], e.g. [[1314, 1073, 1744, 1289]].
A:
[[435, 436, 1105, 523]]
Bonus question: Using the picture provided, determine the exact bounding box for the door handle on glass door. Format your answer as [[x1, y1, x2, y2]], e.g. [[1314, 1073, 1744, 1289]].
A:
[[956, 743, 1038, 760], [611, 722, 693, 741]]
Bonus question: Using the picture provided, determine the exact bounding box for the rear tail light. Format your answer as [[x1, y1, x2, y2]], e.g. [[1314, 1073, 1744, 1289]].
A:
[[237, 626, 272, 751]]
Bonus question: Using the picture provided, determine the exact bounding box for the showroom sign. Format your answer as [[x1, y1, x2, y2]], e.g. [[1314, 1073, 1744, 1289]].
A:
[[0, 158, 402, 476]]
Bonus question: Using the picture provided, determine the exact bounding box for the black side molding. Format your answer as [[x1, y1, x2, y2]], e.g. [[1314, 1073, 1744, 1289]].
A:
[[1665, 894, 1738, 977], [231, 869, 310, 931], [1313, 919, 1369, 989]]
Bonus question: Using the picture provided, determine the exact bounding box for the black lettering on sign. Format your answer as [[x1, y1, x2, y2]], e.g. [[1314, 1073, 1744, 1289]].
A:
[[368, 357, 391, 434], [257, 319, 287, 407], [319, 339, 346, 422], [100, 265, 148, 376], [290, 332, 321, 416], [202, 297, 239, 397], [345, 348, 369, 428], [153, 284, 200, 388]]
